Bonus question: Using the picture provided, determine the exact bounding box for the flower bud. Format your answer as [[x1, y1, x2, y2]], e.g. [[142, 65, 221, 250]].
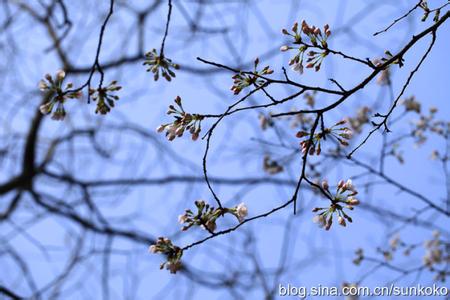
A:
[[347, 198, 360, 206], [56, 70, 66, 81], [149, 245, 157, 253]]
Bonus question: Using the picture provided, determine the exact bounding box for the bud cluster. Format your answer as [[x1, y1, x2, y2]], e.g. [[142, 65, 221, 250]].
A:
[[143, 48, 180, 81], [296, 119, 352, 155], [157, 96, 204, 141], [412, 107, 449, 146], [263, 155, 284, 175], [402, 95, 421, 113], [89, 80, 122, 115], [258, 113, 273, 130], [178, 200, 249, 233], [230, 58, 273, 95], [39, 70, 82, 120], [353, 231, 449, 282], [352, 248, 364, 265], [148, 237, 183, 274], [312, 179, 359, 230], [346, 106, 371, 133], [280, 21, 331, 73], [423, 231, 449, 273], [420, 1, 441, 23]]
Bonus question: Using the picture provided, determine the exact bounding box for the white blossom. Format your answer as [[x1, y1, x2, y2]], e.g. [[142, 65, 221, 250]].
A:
[[236, 202, 248, 222]]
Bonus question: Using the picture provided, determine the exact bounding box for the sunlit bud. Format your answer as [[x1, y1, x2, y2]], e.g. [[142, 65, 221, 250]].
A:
[[178, 214, 187, 224], [39, 80, 48, 91], [280, 45, 290, 52], [175, 127, 184, 137], [347, 198, 360, 206], [322, 180, 329, 190], [313, 214, 326, 227], [236, 202, 248, 222], [148, 245, 157, 253], [56, 70, 66, 81], [156, 125, 165, 133], [205, 219, 217, 232], [325, 216, 333, 230], [345, 179, 353, 190], [338, 216, 346, 227], [39, 102, 53, 115]]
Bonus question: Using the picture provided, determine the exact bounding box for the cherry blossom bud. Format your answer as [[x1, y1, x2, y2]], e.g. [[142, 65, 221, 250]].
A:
[[322, 180, 329, 190], [236, 202, 248, 222], [205, 220, 216, 232], [296, 131, 309, 138], [149, 245, 157, 253], [280, 45, 290, 52], [325, 216, 333, 230], [39, 80, 48, 91], [338, 216, 346, 227], [156, 125, 165, 133], [347, 198, 360, 206], [39, 102, 52, 115], [345, 179, 353, 190], [178, 214, 187, 224], [56, 70, 66, 81]]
